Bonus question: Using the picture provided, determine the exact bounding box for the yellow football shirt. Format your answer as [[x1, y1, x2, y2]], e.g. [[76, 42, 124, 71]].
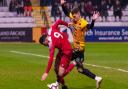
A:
[[69, 13, 88, 51]]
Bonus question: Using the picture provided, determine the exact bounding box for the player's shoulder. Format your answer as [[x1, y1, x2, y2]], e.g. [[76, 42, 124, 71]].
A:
[[80, 18, 88, 24], [79, 18, 88, 27]]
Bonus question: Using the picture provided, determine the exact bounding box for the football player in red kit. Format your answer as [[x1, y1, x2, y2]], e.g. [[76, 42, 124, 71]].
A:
[[40, 19, 72, 89]]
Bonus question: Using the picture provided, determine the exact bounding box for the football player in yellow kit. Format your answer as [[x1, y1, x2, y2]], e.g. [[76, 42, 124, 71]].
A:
[[60, 0, 103, 89]]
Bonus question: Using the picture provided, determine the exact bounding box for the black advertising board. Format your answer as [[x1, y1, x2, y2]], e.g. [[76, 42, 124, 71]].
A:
[[0, 28, 32, 42]]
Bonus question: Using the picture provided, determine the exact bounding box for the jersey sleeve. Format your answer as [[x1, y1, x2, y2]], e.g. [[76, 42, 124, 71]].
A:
[[61, 3, 74, 19], [87, 20, 95, 30], [45, 45, 55, 73]]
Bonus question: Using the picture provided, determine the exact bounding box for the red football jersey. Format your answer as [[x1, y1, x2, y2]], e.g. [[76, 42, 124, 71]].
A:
[[45, 20, 72, 73]]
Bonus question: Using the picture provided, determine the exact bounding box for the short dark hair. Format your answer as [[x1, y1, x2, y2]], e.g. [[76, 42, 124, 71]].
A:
[[39, 34, 47, 45], [71, 7, 80, 15]]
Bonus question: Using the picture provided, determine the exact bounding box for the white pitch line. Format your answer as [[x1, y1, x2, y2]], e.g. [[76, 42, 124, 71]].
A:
[[85, 63, 128, 73], [85, 63, 112, 69], [10, 50, 49, 59], [10, 50, 128, 73]]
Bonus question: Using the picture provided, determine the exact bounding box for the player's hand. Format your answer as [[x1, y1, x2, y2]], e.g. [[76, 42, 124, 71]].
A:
[[68, 22, 73, 27], [61, 0, 66, 5], [92, 11, 100, 21], [41, 73, 48, 81]]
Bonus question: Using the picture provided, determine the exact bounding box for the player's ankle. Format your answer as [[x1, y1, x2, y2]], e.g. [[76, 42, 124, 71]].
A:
[[55, 81, 59, 85]]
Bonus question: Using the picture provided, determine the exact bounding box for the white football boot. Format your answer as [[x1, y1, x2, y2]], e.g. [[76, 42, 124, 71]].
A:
[[95, 76, 103, 89]]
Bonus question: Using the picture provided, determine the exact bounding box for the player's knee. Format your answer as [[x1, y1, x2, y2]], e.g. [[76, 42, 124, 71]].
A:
[[77, 67, 83, 73], [71, 61, 77, 65], [58, 67, 65, 77], [58, 71, 64, 77]]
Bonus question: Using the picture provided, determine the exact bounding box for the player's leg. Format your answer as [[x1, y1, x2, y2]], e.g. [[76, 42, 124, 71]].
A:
[[60, 49, 74, 77], [51, 50, 73, 89], [54, 51, 62, 87], [57, 66, 65, 85], [62, 48, 82, 77], [75, 51, 102, 89], [78, 66, 102, 89], [49, 55, 68, 89], [47, 51, 63, 89], [57, 65, 67, 89], [75, 51, 96, 79], [63, 61, 76, 77], [58, 51, 72, 89], [56, 66, 68, 89], [77, 66, 96, 80]]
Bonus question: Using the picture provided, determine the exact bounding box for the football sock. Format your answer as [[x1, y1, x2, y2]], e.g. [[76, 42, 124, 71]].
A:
[[57, 77, 65, 85], [60, 78, 65, 85], [78, 68, 96, 79]]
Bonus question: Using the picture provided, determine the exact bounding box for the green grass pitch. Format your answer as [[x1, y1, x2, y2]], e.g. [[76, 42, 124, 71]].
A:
[[0, 43, 128, 89]]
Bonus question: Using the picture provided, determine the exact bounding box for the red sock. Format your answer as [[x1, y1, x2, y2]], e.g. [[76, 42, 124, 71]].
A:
[[63, 63, 75, 77], [60, 77, 65, 85], [57, 76, 65, 85]]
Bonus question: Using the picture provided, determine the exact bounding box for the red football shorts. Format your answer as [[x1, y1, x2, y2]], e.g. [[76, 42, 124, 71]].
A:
[[59, 50, 72, 69]]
